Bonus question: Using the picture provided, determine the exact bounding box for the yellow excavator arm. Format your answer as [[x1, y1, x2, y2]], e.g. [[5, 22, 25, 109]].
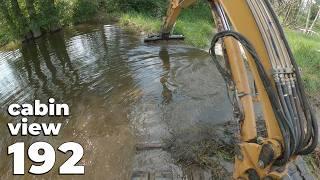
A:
[[144, 0, 196, 41], [145, 0, 318, 179], [160, 0, 197, 35]]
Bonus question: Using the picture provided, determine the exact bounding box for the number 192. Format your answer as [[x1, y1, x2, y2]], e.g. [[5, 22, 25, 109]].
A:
[[8, 142, 84, 175]]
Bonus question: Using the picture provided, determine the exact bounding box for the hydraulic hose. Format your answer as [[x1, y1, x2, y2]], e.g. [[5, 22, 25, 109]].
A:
[[209, 0, 317, 166], [210, 29, 318, 164], [209, 30, 294, 164], [264, 0, 318, 155]]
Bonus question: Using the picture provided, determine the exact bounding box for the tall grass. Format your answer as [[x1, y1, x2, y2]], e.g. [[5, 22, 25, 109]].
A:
[[118, 2, 215, 48], [118, 13, 162, 33], [174, 3, 215, 48], [286, 31, 320, 94]]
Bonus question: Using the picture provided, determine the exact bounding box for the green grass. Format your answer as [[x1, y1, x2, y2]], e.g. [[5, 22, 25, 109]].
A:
[[118, 12, 162, 34], [286, 30, 320, 95], [0, 40, 21, 52], [118, 2, 215, 48]]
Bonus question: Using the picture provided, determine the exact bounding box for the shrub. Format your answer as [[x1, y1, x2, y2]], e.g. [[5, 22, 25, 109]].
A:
[[104, 0, 167, 17], [72, 0, 99, 23]]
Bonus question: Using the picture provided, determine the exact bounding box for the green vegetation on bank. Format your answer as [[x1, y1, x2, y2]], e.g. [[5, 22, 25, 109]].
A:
[[0, 0, 105, 49], [286, 30, 320, 95], [118, 2, 214, 48], [0, 0, 213, 49]]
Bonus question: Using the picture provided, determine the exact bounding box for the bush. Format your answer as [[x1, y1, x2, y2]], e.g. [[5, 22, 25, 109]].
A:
[[56, 0, 74, 25], [104, 0, 167, 17], [72, 0, 99, 23], [37, 1, 61, 30], [0, 20, 15, 47]]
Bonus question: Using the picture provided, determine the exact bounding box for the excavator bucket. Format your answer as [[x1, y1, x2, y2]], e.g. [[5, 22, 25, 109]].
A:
[[144, 34, 184, 42]]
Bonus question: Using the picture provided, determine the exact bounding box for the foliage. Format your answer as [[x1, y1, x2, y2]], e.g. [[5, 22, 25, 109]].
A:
[[0, 21, 12, 46], [0, 0, 102, 45], [105, 0, 167, 18], [56, 0, 73, 25], [37, 0, 60, 30], [72, 0, 99, 23]]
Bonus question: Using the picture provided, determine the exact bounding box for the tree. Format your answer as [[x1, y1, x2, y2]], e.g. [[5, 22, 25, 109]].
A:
[[304, 0, 320, 34], [25, 0, 42, 38], [38, 0, 61, 32], [46, 0, 62, 32], [10, 0, 32, 39], [308, 4, 320, 33], [0, 0, 17, 34], [305, 0, 313, 33], [282, 0, 302, 27]]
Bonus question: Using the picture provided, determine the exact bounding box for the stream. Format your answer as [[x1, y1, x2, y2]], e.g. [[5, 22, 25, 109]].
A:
[[0, 24, 233, 179]]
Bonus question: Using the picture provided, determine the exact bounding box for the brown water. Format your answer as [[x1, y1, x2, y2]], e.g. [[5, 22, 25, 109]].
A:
[[0, 24, 232, 179]]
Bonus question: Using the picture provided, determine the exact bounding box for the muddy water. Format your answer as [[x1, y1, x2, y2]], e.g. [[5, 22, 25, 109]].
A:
[[0, 24, 232, 179]]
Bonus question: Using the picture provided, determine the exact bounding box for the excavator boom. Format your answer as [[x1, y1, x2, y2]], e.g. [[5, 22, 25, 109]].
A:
[[144, 0, 196, 42], [145, 0, 318, 179]]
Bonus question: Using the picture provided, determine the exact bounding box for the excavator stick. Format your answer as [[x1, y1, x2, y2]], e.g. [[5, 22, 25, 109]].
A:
[[145, 0, 318, 179], [144, 0, 196, 42]]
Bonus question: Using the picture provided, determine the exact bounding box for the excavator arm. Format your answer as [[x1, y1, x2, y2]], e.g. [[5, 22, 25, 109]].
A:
[[145, 0, 318, 179], [160, 0, 197, 35], [144, 0, 196, 42]]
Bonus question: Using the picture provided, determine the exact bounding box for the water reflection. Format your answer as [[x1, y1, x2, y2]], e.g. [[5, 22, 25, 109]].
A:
[[20, 33, 80, 100], [159, 47, 172, 104], [0, 25, 140, 179], [21, 41, 40, 87]]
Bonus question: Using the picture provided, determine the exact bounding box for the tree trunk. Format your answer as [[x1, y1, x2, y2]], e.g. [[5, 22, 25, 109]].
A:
[[295, 0, 304, 21], [47, 0, 61, 32], [10, 0, 32, 40], [283, 5, 293, 26], [25, 0, 42, 38], [308, 6, 320, 34], [305, 0, 312, 33]]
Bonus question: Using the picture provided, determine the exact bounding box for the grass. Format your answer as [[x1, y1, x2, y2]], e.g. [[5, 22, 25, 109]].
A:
[[286, 30, 320, 95], [0, 41, 21, 52], [118, 2, 215, 48], [118, 12, 162, 34]]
